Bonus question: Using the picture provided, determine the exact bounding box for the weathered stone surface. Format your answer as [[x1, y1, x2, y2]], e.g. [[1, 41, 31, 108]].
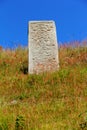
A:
[[28, 21, 59, 74]]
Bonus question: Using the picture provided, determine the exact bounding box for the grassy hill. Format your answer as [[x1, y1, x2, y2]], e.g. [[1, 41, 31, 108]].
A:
[[0, 42, 87, 130]]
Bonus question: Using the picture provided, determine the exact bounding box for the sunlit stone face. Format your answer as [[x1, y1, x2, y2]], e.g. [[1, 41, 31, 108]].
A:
[[28, 21, 59, 74]]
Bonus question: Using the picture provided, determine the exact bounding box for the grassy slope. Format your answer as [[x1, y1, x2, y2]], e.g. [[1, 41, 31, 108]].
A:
[[0, 44, 87, 130]]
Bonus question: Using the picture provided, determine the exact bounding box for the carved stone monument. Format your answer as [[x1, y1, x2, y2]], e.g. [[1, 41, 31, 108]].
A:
[[28, 21, 59, 74]]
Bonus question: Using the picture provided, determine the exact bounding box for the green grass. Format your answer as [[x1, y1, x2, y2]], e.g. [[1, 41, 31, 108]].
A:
[[0, 43, 87, 130]]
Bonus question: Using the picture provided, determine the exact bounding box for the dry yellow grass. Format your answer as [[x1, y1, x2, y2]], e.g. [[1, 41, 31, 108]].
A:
[[0, 42, 87, 130]]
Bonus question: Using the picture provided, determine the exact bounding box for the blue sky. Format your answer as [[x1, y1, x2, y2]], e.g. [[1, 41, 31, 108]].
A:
[[0, 0, 87, 48]]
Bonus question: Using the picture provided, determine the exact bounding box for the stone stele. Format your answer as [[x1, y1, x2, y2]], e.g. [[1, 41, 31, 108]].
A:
[[28, 21, 59, 74]]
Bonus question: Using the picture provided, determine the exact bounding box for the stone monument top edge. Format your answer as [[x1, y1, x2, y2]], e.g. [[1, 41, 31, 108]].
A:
[[29, 20, 55, 24]]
